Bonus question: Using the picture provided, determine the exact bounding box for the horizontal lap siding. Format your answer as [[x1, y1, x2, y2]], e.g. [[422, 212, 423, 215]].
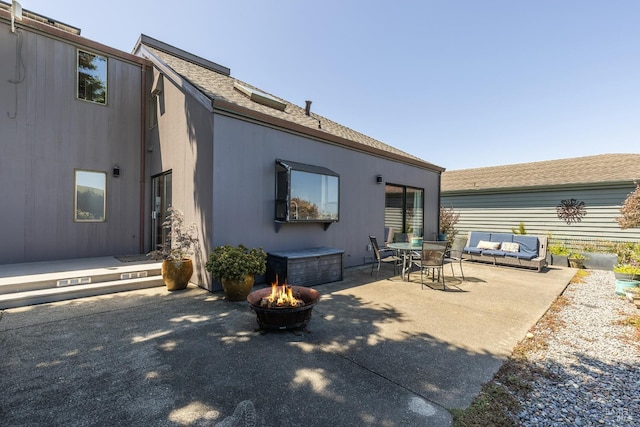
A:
[[442, 187, 640, 242]]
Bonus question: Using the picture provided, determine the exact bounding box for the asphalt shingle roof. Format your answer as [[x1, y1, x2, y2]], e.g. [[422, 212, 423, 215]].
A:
[[441, 154, 640, 192], [140, 39, 443, 171]]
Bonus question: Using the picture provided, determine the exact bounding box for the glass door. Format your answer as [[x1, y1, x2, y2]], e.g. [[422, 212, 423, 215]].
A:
[[151, 171, 172, 251]]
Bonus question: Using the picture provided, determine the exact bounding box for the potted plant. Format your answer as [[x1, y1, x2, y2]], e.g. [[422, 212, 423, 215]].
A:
[[567, 252, 587, 269], [548, 243, 571, 267], [613, 262, 640, 281], [439, 204, 460, 244], [150, 207, 199, 291], [206, 244, 267, 301]]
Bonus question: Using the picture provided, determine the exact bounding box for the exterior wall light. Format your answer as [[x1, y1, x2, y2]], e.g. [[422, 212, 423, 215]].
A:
[[376, 175, 383, 184]]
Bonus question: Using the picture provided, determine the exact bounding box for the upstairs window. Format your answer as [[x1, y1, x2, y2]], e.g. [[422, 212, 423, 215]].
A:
[[77, 50, 107, 104]]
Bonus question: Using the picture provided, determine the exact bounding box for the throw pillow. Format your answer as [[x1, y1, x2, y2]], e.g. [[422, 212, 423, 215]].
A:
[[477, 240, 500, 250], [501, 242, 520, 253]]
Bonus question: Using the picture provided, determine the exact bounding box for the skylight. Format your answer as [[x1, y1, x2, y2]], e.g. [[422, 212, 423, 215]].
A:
[[234, 82, 286, 111]]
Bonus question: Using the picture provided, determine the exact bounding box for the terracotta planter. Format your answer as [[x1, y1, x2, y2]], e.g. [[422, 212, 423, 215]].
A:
[[161, 259, 193, 291], [221, 274, 255, 301]]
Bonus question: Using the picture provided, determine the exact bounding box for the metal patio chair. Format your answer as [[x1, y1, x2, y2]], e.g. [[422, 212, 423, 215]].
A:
[[369, 235, 402, 278], [411, 241, 448, 289]]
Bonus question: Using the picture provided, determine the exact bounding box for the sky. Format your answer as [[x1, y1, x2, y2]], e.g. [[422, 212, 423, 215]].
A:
[[20, 0, 640, 170]]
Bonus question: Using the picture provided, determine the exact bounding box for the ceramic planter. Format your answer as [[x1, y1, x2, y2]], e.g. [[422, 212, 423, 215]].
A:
[[161, 259, 193, 291], [615, 279, 639, 296], [221, 274, 255, 301]]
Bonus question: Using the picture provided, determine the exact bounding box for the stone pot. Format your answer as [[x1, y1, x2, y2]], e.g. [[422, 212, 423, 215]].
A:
[[162, 259, 193, 291], [550, 254, 568, 267], [221, 274, 255, 301], [568, 258, 585, 269], [614, 271, 637, 281]]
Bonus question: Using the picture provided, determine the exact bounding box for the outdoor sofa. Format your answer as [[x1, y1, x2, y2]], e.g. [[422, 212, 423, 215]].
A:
[[461, 231, 548, 272]]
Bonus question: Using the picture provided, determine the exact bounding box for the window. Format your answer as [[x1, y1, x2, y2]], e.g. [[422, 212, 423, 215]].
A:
[[235, 82, 286, 111], [385, 184, 423, 237], [75, 170, 106, 222], [276, 160, 339, 223], [77, 50, 107, 104]]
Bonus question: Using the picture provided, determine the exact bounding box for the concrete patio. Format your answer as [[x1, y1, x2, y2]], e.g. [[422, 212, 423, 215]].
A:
[[0, 260, 575, 426]]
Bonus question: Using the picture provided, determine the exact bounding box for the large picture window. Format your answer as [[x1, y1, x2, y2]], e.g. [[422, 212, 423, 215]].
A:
[[75, 170, 106, 222], [384, 184, 423, 237], [275, 159, 339, 223], [77, 50, 107, 104]]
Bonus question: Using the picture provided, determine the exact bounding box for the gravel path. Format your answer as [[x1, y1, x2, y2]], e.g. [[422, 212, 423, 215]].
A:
[[515, 270, 640, 426]]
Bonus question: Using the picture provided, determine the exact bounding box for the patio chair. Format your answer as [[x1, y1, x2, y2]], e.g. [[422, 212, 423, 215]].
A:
[[384, 227, 394, 247], [444, 236, 466, 280], [411, 241, 448, 289], [369, 235, 402, 278]]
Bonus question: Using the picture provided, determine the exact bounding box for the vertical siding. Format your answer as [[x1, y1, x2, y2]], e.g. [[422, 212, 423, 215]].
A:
[[0, 23, 143, 263], [442, 186, 640, 243], [211, 115, 441, 272]]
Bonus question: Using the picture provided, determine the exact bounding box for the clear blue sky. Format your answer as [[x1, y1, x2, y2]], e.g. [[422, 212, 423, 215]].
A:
[[22, 0, 639, 170]]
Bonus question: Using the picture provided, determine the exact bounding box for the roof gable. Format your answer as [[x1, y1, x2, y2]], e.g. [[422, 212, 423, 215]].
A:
[[135, 35, 443, 172]]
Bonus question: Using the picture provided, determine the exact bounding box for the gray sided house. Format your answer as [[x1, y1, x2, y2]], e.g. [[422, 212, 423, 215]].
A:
[[441, 154, 640, 244], [0, 5, 149, 263], [134, 35, 444, 290]]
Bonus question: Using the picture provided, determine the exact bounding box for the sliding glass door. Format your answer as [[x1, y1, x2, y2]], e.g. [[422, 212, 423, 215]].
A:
[[384, 184, 424, 238]]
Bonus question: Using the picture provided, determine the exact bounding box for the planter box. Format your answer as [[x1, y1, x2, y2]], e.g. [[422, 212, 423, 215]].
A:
[[266, 247, 344, 287], [583, 253, 618, 271], [549, 254, 568, 267]]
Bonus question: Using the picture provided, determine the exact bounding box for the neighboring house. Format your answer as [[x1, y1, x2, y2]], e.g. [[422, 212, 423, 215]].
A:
[[1, 4, 444, 291], [441, 154, 640, 244]]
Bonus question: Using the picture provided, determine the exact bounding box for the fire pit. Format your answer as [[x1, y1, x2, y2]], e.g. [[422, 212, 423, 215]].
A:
[[247, 283, 320, 331]]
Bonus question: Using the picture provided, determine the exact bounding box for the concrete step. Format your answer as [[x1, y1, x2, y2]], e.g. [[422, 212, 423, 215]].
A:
[[0, 276, 165, 309], [0, 262, 162, 294], [0, 257, 166, 309]]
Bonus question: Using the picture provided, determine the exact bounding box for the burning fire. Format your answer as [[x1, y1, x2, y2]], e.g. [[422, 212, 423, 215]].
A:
[[259, 278, 304, 308]]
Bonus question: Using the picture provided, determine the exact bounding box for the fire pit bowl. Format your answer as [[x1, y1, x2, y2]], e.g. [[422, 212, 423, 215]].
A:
[[247, 286, 321, 330]]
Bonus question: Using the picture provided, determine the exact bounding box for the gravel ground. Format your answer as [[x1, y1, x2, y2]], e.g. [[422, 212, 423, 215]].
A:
[[515, 270, 640, 426]]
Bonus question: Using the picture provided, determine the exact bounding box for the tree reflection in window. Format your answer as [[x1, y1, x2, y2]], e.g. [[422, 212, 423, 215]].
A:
[[75, 170, 106, 222], [78, 50, 107, 104]]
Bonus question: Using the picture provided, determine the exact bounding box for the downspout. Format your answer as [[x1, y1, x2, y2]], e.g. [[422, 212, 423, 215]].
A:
[[139, 63, 147, 254], [437, 172, 442, 240]]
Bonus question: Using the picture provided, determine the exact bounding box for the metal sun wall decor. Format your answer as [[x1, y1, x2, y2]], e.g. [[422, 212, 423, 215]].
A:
[[556, 198, 587, 224]]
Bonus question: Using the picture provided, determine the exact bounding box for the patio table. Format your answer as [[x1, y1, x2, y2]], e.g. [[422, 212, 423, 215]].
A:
[[388, 241, 448, 281]]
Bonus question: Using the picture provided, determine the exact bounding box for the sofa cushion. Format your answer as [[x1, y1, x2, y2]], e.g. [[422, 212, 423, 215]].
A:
[[468, 232, 491, 248], [482, 249, 507, 257], [477, 240, 501, 250], [505, 251, 537, 260], [464, 246, 483, 254], [490, 233, 514, 244], [501, 242, 520, 253], [513, 235, 539, 257]]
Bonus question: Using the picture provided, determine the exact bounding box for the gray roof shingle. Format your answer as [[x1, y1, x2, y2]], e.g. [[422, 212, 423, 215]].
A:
[[441, 154, 640, 192], [140, 38, 443, 171]]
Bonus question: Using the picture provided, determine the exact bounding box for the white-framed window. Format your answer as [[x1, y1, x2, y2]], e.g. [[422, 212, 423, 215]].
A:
[[77, 50, 107, 104], [74, 169, 107, 222]]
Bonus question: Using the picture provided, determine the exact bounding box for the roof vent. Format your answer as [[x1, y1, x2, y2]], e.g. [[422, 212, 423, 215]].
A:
[[305, 100, 312, 116]]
